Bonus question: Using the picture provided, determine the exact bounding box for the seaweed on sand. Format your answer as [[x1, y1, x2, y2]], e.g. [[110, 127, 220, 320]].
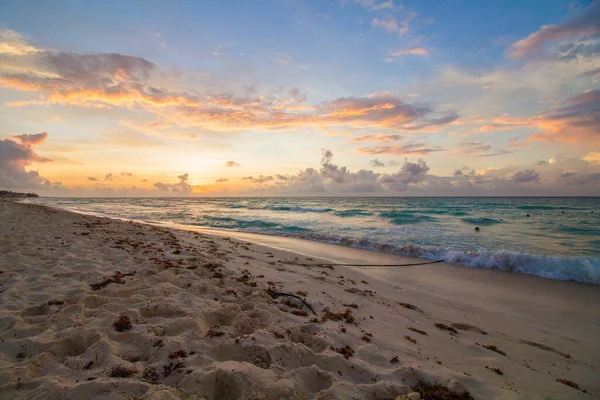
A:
[[90, 271, 135, 291], [412, 380, 475, 400], [113, 314, 132, 332], [110, 365, 137, 378], [331, 345, 354, 359], [321, 308, 357, 325], [434, 323, 458, 334]]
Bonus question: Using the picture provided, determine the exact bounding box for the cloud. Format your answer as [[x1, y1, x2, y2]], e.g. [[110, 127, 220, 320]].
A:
[[530, 89, 600, 143], [225, 161, 240, 167], [511, 169, 540, 183], [557, 171, 600, 185], [453, 169, 463, 176], [0, 28, 39, 56], [371, 15, 408, 35], [468, 89, 600, 145], [383, 46, 428, 62], [584, 152, 600, 164], [350, 133, 403, 143], [247, 150, 429, 193], [120, 172, 133, 177], [215, 178, 228, 183], [355, 0, 395, 11], [12, 132, 48, 146], [1, 31, 458, 134], [274, 52, 295, 66], [88, 177, 98, 181], [320, 95, 458, 131], [356, 142, 444, 156], [0, 131, 51, 188], [380, 159, 429, 190], [242, 175, 274, 184], [370, 158, 386, 167], [153, 173, 192, 193], [508, 1, 600, 58], [104, 173, 113, 181], [459, 142, 512, 157]]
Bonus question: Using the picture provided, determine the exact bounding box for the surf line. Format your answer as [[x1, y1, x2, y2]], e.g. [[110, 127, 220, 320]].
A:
[[304, 259, 445, 268]]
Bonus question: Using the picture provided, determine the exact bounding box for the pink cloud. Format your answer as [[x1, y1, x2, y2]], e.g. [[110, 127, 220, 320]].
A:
[[508, 1, 600, 58]]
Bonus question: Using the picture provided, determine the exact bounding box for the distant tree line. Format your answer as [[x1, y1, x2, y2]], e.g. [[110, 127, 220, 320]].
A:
[[0, 190, 39, 198]]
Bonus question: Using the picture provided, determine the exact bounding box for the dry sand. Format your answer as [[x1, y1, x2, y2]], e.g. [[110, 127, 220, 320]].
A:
[[0, 201, 598, 399]]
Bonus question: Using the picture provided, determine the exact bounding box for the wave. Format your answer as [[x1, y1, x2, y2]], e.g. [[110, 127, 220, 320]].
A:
[[223, 203, 332, 213], [461, 217, 503, 226], [515, 205, 581, 211], [390, 215, 438, 225], [243, 231, 600, 284], [193, 216, 309, 232], [333, 209, 372, 217], [378, 210, 437, 225]]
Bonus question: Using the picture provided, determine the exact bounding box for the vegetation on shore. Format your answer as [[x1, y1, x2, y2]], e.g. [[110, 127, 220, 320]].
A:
[[0, 190, 39, 199]]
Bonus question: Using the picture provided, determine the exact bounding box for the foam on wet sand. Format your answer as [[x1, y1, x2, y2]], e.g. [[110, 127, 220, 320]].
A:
[[0, 201, 598, 399]]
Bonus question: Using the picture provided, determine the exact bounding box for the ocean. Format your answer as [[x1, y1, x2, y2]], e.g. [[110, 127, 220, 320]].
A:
[[26, 197, 600, 284]]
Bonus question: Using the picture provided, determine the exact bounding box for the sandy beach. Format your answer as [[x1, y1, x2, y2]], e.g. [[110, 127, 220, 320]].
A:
[[1, 201, 598, 400]]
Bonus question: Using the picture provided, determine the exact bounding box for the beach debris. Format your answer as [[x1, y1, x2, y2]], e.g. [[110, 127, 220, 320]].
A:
[[434, 323, 458, 334], [142, 366, 161, 384], [361, 333, 373, 342], [113, 314, 132, 332], [556, 378, 580, 390], [399, 302, 423, 313], [206, 327, 226, 337], [267, 289, 317, 315], [344, 287, 375, 297], [405, 335, 417, 344], [321, 307, 357, 325], [412, 380, 475, 400], [83, 360, 94, 370], [342, 303, 358, 309], [295, 290, 308, 297], [331, 345, 354, 359], [474, 227, 480, 231], [110, 365, 137, 378], [485, 366, 504, 375], [90, 271, 135, 291], [153, 340, 164, 348], [451, 323, 487, 335], [390, 356, 399, 364], [407, 327, 428, 335], [47, 299, 65, 306], [163, 362, 184, 377], [271, 329, 285, 339], [481, 344, 506, 356], [291, 310, 309, 317], [521, 340, 570, 358], [236, 270, 257, 287], [168, 350, 188, 359]]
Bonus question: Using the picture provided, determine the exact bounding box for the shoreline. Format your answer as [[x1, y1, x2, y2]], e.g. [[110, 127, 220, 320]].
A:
[[1, 201, 598, 399], [20, 199, 600, 285]]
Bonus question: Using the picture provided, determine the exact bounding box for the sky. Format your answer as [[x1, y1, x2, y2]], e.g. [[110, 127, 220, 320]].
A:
[[0, 0, 599, 196]]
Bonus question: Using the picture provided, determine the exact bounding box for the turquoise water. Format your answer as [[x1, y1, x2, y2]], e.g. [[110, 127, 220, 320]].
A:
[[27, 197, 600, 284]]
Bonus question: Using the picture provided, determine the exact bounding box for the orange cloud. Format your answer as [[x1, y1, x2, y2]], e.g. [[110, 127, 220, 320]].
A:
[[468, 90, 600, 144], [349, 133, 403, 143], [356, 142, 443, 156], [383, 46, 428, 62], [1, 33, 458, 134]]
